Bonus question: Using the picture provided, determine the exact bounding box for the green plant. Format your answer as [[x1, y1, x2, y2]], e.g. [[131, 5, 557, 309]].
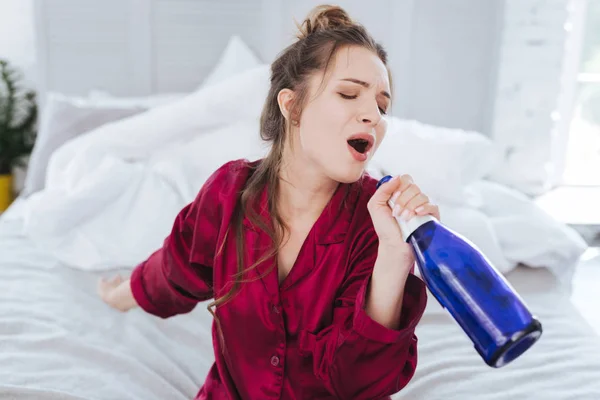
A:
[[0, 59, 37, 175]]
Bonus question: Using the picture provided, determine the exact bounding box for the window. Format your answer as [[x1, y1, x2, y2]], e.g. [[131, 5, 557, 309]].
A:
[[562, 1, 600, 186]]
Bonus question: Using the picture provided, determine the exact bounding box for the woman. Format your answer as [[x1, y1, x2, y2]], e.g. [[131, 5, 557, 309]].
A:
[[98, 5, 440, 399]]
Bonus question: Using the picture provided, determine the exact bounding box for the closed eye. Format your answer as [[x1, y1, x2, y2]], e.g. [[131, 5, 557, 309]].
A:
[[339, 93, 357, 100], [339, 93, 387, 115]]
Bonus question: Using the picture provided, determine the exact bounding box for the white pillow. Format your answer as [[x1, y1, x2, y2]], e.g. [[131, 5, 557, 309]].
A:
[[436, 203, 513, 274], [151, 118, 271, 202], [365, 161, 385, 180], [44, 64, 272, 193], [22, 93, 148, 196], [85, 90, 187, 108], [22, 91, 187, 196], [469, 180, 588, 280], [201, 35, 262, 88], [372, 118, 502, 205], [24, 64, 272, 270]]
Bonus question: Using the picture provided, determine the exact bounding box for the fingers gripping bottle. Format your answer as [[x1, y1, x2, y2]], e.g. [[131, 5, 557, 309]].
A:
[[376, 175, 542, 368]]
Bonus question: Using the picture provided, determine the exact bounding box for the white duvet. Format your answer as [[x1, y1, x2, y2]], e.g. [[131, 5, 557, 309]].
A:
[[2, 206, 600, 400], [20, 65, 587, 284]]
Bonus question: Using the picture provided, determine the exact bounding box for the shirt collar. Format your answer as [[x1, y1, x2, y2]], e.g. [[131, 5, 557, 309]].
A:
[[242, 177, 362, 245]]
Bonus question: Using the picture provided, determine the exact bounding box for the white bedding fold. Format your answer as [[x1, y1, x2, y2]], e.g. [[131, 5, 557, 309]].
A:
[[1, 214, 599, 400], [0, 216, 214, 400], [17, 64, 587, 278]]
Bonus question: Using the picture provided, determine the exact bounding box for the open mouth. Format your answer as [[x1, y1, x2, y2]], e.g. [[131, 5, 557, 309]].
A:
[[347, 138, 370, 154], [346, 134, 374, 154]]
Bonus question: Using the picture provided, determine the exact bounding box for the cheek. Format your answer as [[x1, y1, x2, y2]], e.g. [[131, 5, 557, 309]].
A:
[[300, 97, 350, 142], [312, 97, 348, 125], [374, 120, 388, 150]]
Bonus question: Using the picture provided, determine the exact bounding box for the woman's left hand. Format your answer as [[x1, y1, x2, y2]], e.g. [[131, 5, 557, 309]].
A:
[[367, 174, 440, 262]]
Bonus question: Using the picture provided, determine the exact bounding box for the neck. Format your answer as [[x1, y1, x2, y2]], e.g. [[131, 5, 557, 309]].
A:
[[277, 142, 338, 221]]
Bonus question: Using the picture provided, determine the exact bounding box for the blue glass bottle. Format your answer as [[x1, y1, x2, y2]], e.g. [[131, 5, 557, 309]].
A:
[[377, 175, 542, 368]]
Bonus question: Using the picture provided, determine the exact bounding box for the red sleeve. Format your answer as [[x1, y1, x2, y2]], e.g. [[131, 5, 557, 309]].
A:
[[129, 163, 230, 318], [299, 230, 427, 399]]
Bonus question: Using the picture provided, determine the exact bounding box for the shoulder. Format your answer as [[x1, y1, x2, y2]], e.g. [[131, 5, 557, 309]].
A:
[[348, 171, 379, 224], [355, 172, 379, 203], [343, 172, 381, 250], [338, 173, 382, 272], [191, 158, 258, 207]]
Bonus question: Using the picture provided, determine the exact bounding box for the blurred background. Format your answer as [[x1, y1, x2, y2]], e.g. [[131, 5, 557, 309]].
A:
[[0, 0, 598, 308], [1, 0, 599, 220], [0, 1, 599, 399], [1, 0, 598, 331]]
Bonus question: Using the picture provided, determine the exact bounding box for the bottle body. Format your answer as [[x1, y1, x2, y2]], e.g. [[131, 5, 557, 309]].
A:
[[409, 219, 542, 367], [375, 175, 542, 367]]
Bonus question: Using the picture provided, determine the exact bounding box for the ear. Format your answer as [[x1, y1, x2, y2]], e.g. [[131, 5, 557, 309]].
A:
[[277, 88, 296, 122]]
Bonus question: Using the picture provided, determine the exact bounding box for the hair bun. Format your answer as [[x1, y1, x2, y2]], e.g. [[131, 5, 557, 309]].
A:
[[296, 5, 355, 39]]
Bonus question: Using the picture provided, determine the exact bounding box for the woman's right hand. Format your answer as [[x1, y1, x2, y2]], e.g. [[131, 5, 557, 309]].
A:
[[97, 275, 139, 312]]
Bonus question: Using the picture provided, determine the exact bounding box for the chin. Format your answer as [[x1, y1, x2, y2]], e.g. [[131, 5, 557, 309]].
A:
[[329, 164, 366, 184]]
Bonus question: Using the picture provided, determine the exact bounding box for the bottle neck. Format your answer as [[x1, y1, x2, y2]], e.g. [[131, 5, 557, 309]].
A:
[[396, 214, 436, 242], [387, 198, 437, 242]]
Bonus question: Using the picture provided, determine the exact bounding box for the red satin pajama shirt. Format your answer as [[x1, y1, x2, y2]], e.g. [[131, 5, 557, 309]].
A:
[[130, 159, 427, 400]]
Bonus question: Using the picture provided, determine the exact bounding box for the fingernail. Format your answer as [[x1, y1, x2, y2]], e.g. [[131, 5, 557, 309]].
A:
[[391, 191, 401, 203], [400, 209, 410, 221], [415, 206, 424, 213], [393, 204, 402, 217]]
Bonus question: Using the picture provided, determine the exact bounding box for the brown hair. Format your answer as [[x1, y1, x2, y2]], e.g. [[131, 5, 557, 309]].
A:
[[206, 4, 391, 343]]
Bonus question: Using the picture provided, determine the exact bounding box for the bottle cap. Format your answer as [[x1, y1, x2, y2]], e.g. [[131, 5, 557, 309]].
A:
[[395, 213, 436, 242], [377, 175, 437, 242]]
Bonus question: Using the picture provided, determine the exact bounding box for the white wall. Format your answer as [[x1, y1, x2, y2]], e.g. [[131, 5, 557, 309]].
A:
[[489, 0, 586, 195], [0, 0, 36, 86], [406, 0, 503, 134], [32, 0, 504, 135], [3, 0, 584, 196]]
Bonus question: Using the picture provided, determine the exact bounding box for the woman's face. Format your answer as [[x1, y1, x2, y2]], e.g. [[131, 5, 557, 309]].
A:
[[286, 45, 391, 184]]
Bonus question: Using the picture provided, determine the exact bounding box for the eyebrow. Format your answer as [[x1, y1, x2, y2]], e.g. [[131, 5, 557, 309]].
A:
[[340, 78, 391, 99]]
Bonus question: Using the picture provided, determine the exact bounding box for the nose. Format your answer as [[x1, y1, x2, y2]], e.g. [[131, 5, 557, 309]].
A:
[[357, 102, 382, 126]]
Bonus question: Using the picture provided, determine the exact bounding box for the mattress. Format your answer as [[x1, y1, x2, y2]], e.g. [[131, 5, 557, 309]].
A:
[[1, 200, 599, 400], [0, 202, 215, 400], [396, 266, 600, 399]]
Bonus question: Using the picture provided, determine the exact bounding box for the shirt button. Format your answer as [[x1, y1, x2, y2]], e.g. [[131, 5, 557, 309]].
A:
[[271, 355, 280, 367]]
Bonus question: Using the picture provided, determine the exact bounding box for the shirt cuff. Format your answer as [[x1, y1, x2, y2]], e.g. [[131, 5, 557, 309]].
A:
[[353, 273, 427, 344], [130, 262, 164, 317]]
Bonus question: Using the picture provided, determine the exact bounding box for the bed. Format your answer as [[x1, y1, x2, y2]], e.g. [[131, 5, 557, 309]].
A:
[[2, 1, 599, 399], [0, 201, 213, 400], [2, 196, 600, 400]]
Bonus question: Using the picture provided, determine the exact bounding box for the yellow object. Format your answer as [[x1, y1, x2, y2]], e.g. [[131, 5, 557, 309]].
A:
[[0, 174, 13, 212]]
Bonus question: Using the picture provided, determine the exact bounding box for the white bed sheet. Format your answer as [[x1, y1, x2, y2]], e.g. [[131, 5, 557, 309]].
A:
[[2, 200, 600, 400], [0, 201, 215, 400], [395, 266, 600, 400]]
